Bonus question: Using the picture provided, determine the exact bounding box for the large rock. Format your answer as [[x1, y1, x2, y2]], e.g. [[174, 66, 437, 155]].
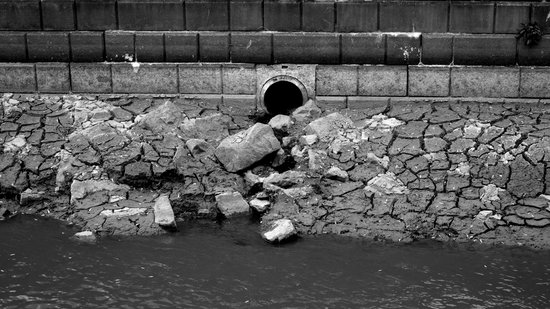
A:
[[135, 101, 184, 134], [215, 191, 250, 217], [70, 179, 130, 204], [153, 195, 177, 229], [292, 99, 321, 122], [180, 113, 230, 142], [262, 218, 297, 243], [215, 123, 281, 172], [304, 112, 354, 141], [268, 114, 293, 132]]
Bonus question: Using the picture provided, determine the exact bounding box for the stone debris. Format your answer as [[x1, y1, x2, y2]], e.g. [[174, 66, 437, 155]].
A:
[[292, 99, 321, 122], [72, 230, 97, 242], [1, 94, 550, 249], [250, 198, 270, 213], [215, 191, 250, 217], [364, 172, 409, 195], [262, 218, 297, 242], [268, 114, 293, 132], [215, 123, 281, 172], [153, 195, 177, 229], [325, 166, 349, 181]]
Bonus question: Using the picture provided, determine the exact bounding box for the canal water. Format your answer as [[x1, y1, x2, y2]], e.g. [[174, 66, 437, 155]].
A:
[[1, 215, 549, 308]]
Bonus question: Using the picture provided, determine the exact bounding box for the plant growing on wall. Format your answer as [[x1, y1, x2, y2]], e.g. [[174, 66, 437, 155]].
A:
[[516, 22, 543, 47]]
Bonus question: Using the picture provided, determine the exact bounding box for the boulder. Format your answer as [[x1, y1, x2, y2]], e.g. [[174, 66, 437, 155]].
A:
[[70, 179, 130, 204], [215, 123, 281, 172], [263, 170, 306, 188], [262, 218, 297, 243], [135, 101, 184, 134], [250, 198, 270, 212], [153, 195, 177, 229], [364, 172, 409, 195], [186, 139, 213, 156], [72, 231, 97, 242], [180, 113, 230, 142], [268, 114, 293, 132], [299, 134, 318, 146], [19, 188, 45, 206], [215, 192, 250, 217], [292, 99, 321, 122], [325, 166, 349, 181], [304, 112, 354, 141]]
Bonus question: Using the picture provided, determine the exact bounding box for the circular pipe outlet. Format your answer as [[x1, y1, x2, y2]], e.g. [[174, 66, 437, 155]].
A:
[[259, 75, 308, 115]]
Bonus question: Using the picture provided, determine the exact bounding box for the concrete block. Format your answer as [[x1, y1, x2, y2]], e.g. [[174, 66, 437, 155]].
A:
[[186, 0, 228, 31], [316, 65, 358, 96], [0, 0, 40, 30], [222, 64, 256, 95], [450, 2, 494, 33], [495, 3, 530, 34], [0, 32, 27, 61], [36, 63, 70, 93], [231, 33, 272, 64], [118, 0, 184, 30], [273, 33, 339, 64], [532, 3, 550, 32], [112, 63, 178, 94], [421, 33, 453, 65], [230, 0, 262, 31], [135, 32, 164, 62], [41, 0, 75, 30], [341, 33, 385, 64], [71, 63, 112, 93], [348, 97, 389, 110], [199, 33, 229, 62], [179, 64, 222, 94], [520, 67, 550, 98], [0, 64, 36, 92], [518, 36, 550, 66], [379, 2, 448, 32], [454, 35, 516, 66], [358, 66, 407, 96], [70, 32, 104, 62], [336, 2, 377, 32], [76, 0, 117, 30], [316, 96, 347, 112], [386, 34, 421, 65], [256, 64, 316, 100], [27, 32, 70, 61], [221, 95, 257, 115], [451, 67, 519, 98], [105, 31, 134, 61], [264, 0, 301, 31], [409, 66, 450, 97], [165, 32, 198, 62], [303, 2, 335, 32]]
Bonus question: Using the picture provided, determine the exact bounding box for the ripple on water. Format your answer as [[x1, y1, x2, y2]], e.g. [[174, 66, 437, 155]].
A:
[[0, 215, 549, 308]]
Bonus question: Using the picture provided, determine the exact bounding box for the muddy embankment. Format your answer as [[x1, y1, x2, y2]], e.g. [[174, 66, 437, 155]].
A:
[[1, 93, 549, 248]]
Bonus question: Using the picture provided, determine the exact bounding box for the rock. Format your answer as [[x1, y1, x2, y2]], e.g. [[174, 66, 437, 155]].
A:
[[19, 189, 45, 206], [135, 101, 184, 134], [360, 114, 405, 133], [180, 113, 230, 142], [262, 218, 297, 243], [300, 134, 318, 146], [244, 171, 263, 185], [308, 149, 328, 171], [250, 198, 270, 212], [3, 135, 27, 153], [72, 231, 97, 242], [271, 149, 288, 168], [215, 191, 250, 217], [292, 99, 321, 122], [70, 180, 130, 204], [268, 114, 293, 131], [480, 184, 504, 205], [304, 112, 354, 141], [186, 139, 212, 156], [325, 166, 349, 181], [263, 170, 306, 188], [215, 123, 281, 172], [153, 195, 177, 229], [364, 172, 410, 195], [100, 207, 148, 217]]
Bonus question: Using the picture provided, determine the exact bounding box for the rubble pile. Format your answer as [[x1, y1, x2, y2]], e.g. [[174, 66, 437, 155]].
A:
[[1, 93, 550, 248]]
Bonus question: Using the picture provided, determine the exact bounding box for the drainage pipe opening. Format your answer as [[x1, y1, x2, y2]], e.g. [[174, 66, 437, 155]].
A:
[[260, 76, 308, 115]]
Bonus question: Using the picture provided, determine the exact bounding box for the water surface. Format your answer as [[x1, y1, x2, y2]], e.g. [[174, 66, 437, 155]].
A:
[[1, 216, 549, 308]]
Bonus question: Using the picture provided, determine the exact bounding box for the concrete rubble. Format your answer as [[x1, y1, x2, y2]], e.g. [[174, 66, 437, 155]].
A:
[[1, 93, 550, 249]]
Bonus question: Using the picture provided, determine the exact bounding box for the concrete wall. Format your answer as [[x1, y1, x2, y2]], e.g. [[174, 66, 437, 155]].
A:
[[1, 63, 550, 100]]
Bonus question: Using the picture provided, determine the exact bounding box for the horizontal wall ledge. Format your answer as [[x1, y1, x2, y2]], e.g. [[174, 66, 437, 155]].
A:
[[1, 63, 550, 99], [0, 0, 548, 35], [1, 31, 549, 66]]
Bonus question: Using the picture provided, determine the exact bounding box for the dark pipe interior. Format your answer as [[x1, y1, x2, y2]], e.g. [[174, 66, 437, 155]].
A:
[[263, 81, 304, 115]]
